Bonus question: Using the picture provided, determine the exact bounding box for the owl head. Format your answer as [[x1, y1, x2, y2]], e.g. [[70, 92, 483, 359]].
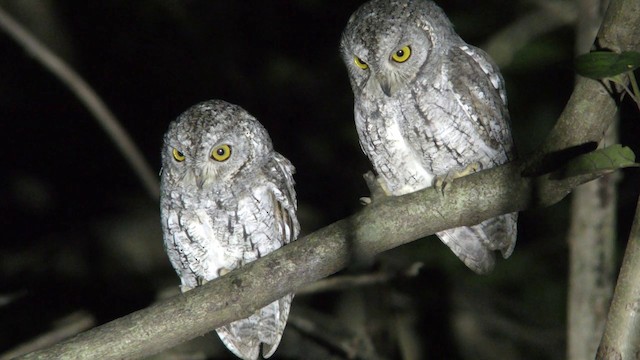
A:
[[161, 100, 273, 192], [340, 0, 459, 97]]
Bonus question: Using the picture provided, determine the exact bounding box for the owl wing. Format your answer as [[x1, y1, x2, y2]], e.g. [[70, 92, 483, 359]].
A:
[[438, 45, 517, 274], [161, 203, 218, 292], [269, 153, 300, 246], [216, 153, 299, 359], [445, 44, 515, 164], [401, 44, 517, 274]]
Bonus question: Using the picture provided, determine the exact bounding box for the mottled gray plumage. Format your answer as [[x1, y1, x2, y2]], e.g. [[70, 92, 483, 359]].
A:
[[160, 100, 299, 359], [340, 0, 517, 274]]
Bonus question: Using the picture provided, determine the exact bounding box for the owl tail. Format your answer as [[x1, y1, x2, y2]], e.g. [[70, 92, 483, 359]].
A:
[[216, 294, 293, 360], [436, 212, 518, 274]]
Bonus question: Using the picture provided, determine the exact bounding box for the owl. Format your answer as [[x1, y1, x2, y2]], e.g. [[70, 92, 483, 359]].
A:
[[160, 100, 300, 360], [340, 0, 517, 274]]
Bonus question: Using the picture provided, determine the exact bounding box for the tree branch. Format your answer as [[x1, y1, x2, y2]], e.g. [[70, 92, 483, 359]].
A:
[[14, 0, 640, 358], [11, 159, 606, 359], [296, 262, 422, 295]]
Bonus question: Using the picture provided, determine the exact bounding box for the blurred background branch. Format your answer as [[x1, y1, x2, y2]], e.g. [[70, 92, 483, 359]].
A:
[[598, 191, 640, 358], [566, 0, 615, 359], [484, 0, 577, 67], [0, 4, 159, 199]]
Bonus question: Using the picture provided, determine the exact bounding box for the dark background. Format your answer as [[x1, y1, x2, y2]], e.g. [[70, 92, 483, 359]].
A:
[[1, 0, 638, 359]]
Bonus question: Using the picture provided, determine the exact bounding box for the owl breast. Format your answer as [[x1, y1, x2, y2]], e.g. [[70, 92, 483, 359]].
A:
[[162, 184, 281, 291], [355, 69, 507, 197], [355, 97, 435, 195]]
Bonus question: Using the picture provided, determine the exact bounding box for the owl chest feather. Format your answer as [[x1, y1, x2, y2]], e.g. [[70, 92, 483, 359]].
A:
[[163, 186, 279, 284], [355, 72, 505, 196], [355, 97, 435, 195]]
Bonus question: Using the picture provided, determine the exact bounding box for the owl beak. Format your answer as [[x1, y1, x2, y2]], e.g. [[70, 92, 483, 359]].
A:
[[376, 74, 393, 97], [193, 166, 217, 189], [380, 80, 392, 96], [193, 168, 207, 189], [196, 176, 206, 189]]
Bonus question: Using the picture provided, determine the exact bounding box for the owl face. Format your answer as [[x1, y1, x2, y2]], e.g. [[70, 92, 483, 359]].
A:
[[340, 0, 456, 97], [161, 100, 272, 192]]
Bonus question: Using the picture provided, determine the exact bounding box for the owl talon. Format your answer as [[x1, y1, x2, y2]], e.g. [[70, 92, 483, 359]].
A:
[[218, 268, 232, 277], [434, 162, 483, 194], [196, 276, 209, 286], [362, 171, 390, 204], [459, 162, 483, 177]]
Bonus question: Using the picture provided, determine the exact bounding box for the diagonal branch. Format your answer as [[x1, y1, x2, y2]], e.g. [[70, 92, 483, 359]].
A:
[[13, 0, 640, 358], [10, 162, 609, 360], [0, 166, 557, 357]]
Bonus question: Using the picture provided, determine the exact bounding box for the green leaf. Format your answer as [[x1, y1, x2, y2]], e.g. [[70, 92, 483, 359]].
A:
[[575, 51, 640, 79], [561, 144, 639, 178]]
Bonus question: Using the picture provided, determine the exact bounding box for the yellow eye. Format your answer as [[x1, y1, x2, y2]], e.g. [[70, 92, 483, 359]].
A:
[[172, 148, 185, 162], [211, 144, 232, 162], [391, 46, 411, 63], [354, 56, 369, 70]]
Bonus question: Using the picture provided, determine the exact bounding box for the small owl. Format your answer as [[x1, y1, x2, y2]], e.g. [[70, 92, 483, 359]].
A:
[[340, 0, 517, 274], [160, 100, 299, 360]]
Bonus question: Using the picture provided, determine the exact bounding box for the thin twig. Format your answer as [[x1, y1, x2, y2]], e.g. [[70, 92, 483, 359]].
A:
[[616, 78, 640, 111], [0, 290, 27, 307], [296, 262, 422, 295], [297, 272, 392, 295], [0, 5, 160, 199], [288, 307, 385, 360], [627, 71, 640, 112]]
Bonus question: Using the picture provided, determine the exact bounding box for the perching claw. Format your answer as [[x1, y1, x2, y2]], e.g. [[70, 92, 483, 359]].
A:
[[360, 171, 391, 205], [433, 162, 482, 195]]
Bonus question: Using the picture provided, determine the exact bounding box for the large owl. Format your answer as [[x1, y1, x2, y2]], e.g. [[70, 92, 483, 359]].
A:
[[340, 0, 517, 274], [160, 100, 299, 359]]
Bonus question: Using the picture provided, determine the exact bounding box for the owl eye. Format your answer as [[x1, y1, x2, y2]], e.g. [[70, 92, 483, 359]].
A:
[[391, 46, 411, 63], [354, 56, 369, 70], [211, 144, 232, 162], [172, 148, 186, 162]]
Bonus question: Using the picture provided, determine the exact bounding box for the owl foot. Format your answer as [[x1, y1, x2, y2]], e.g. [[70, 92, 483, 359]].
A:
[[217, 268, 233, 277], [360, 171, 390, 205], [196, 276, 209, 286], [180, 284, 194, 293], [434, 162, 482, 194]]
